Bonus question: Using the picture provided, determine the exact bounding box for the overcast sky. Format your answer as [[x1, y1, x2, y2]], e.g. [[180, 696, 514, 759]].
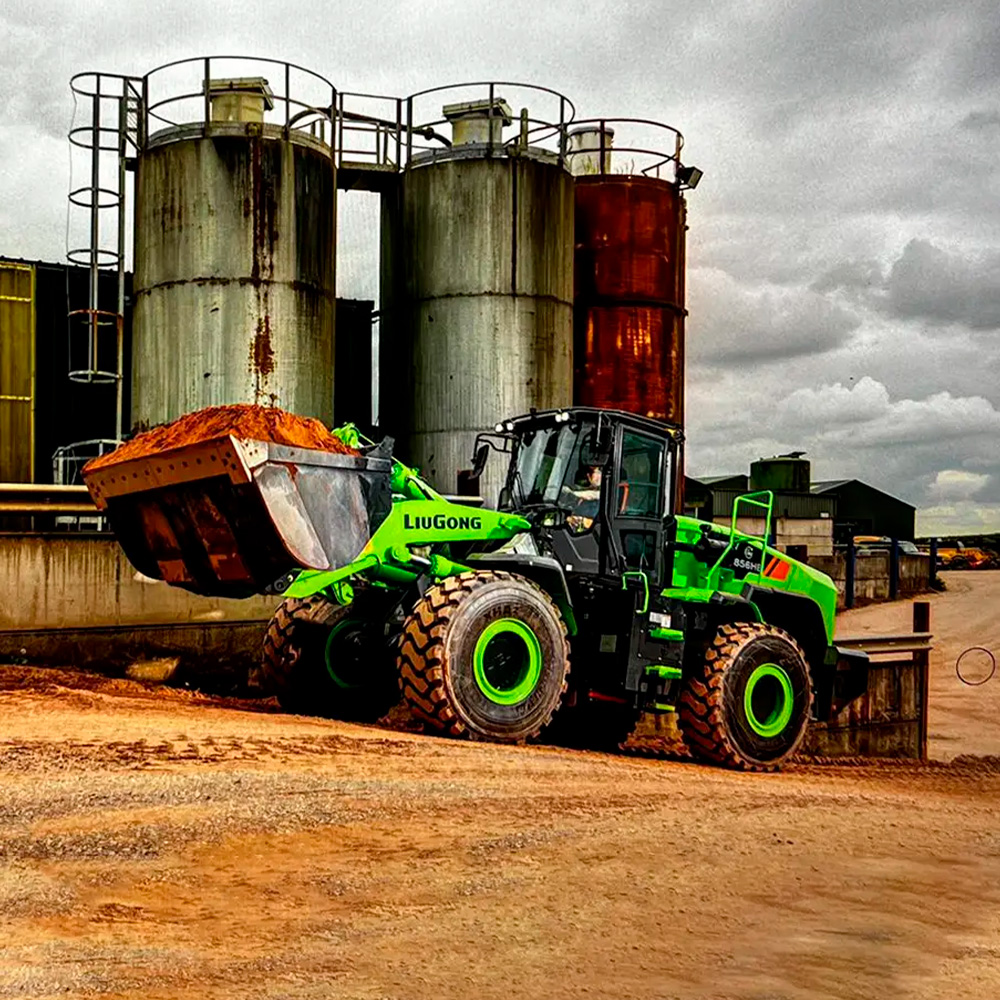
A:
[[2, 0, 999, 535]]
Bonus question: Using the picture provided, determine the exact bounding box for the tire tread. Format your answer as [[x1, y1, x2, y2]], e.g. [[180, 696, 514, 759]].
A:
[[397, 570, 570, 743], [677, 621, 812, 772]]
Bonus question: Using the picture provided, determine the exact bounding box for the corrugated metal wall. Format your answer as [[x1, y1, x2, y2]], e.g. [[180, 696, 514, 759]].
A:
[[711, 488, 835, 520], [0, 261, 35, 483], [33, 262, 132, 481]]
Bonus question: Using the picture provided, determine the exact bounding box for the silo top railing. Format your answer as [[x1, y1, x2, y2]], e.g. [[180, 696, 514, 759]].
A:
[[401, 81, 578, 168], [76, 66, 587, 174], [138, 55, 338, 151], [553, 118, 685, 181], [335, 90, 407, 171], [335, 81, 578, 172]]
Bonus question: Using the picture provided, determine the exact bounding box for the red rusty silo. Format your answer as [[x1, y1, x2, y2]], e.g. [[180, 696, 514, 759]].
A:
[[570, 122, 692, 428]]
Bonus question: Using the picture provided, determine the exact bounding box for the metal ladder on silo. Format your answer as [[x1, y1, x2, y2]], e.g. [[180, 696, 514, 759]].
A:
[[66, 72, 143, 444]]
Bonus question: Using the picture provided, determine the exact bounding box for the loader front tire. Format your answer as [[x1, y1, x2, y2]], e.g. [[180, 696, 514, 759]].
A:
[[260, 596, 398, 721], [398, 571, 570, 743], [678, 622, 812, 771]]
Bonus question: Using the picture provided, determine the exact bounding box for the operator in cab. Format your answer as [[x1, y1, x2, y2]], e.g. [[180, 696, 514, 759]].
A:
[[564, 462, 604, 533]]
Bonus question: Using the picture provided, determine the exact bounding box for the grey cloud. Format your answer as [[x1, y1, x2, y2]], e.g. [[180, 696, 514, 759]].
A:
[[960, 110, 1000, 129], [811, 260, 885, 295], [944, 13, 1000, 96], [814, 240, 1000, 333], [687, 268, 860, 366], [883, 239, 1000, 331]]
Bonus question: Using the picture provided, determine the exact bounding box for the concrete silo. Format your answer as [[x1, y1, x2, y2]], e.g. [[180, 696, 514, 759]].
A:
[[380, 89, 575, 498], [132, 63, 337, 427]]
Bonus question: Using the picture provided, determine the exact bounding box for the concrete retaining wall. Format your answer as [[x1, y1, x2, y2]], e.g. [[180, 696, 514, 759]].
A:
[[809, 552, 931, 608], [0, 533, 277, 686], [0, 533, 278, 630], [0, 621, 268, 692]]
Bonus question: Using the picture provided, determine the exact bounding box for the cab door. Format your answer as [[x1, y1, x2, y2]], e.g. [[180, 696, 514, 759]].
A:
[[603, 427, 669, 586]]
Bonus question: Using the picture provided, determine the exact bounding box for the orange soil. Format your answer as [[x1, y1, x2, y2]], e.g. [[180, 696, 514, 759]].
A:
[[85, 404, 359, 471]]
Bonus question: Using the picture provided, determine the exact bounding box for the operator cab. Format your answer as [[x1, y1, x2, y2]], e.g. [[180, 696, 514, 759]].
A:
[[475, 407, 683, 587]]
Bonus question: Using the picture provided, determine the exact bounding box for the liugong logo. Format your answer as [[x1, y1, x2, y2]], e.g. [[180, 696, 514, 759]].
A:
[[403, 513, 483, 531]]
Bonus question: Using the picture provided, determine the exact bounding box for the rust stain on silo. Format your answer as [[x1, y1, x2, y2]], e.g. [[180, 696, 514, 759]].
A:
[[251, 316, 276, 378], [248, 133, 279, 404], [573, 174, 686, 426], [249, 134, 279, 286]]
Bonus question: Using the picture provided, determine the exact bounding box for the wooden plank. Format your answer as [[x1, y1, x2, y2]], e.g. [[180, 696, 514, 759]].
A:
[[803, 719, 922, 758], [838, 633, 932, 655]]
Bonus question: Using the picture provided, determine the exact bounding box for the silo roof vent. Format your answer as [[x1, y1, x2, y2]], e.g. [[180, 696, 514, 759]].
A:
[[206, 76, 275, 123], [442, 97, 514, 146], [567, 124, 615, 175]]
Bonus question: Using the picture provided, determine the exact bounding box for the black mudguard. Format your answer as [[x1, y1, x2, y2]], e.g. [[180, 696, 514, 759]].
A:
[[464, 551, 577, 635], [814, 645, 870, 721]]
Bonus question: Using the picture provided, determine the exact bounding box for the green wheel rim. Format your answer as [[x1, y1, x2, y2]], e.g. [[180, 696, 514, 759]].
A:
[[324, 619, 364, 691], [744, 663, 794, 738], [472, 618, 543, 705]]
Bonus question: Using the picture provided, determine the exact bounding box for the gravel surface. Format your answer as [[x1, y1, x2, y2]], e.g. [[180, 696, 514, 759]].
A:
[[1, 575, 999, 999]]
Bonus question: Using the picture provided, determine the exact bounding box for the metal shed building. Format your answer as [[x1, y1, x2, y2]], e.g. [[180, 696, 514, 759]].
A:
[[811, 480, 916, 542]]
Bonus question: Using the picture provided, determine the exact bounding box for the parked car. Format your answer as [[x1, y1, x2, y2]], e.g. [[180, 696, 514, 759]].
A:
[[852, 536, 920, 555]]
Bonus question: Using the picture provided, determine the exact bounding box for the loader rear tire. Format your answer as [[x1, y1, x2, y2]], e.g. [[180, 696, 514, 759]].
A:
[[397, 571, 570, 743], [677, 622, 812, 771], [260, 596, 398, 721]]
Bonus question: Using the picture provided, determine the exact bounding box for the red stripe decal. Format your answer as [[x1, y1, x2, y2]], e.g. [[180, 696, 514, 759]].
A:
[[766, 559, 791, 582]]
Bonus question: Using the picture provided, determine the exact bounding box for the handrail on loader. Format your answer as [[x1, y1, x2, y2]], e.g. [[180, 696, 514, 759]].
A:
[[704, 490, 775, 590]]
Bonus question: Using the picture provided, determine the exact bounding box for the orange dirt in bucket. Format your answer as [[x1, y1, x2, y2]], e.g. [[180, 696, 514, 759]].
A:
[[85, 404, 359, 471]]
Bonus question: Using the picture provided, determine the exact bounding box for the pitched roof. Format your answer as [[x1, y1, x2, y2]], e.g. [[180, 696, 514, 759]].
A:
[[810, 480, 854, 493], [698, 474, 748, 485]]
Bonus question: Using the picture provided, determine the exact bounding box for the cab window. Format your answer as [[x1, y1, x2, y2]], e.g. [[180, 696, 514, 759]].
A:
[[618, 431, 665, 519]]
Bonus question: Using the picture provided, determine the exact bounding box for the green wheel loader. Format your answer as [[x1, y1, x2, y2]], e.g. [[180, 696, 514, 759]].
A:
[[84, 406, 868, 770]]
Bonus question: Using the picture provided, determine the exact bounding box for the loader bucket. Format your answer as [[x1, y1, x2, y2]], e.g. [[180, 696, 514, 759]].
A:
[[83, 436, 393, 598]]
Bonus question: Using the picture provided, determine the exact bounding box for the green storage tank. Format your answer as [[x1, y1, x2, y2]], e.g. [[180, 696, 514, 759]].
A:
[[750, 454, 811, 494]]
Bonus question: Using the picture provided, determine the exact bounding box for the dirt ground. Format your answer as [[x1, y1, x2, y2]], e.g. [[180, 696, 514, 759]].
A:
[[1, 572, 999, 999]]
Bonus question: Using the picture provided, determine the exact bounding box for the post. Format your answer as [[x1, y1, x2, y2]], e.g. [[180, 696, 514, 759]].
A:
[[89, 77, 102, 374], [115, 92, 127, 441], [558, 96, 567, 164], [405, 96, 413, 165], [203, 57, 211, 127], [913, 601, 930, 761], [284, 62, 291, 137], [889, 537, 899, 600], [487, 82, 495, 157], [928, 537, 938, 587], [844, 536, 856, 609]]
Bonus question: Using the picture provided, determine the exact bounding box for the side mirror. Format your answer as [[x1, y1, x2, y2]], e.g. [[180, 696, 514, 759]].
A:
[[581, 418, 612, 467], [592, 415, 613, 465], [458, 442, 491, 497], [498, 486, 512, 510], [472, 443, 489, 478]]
